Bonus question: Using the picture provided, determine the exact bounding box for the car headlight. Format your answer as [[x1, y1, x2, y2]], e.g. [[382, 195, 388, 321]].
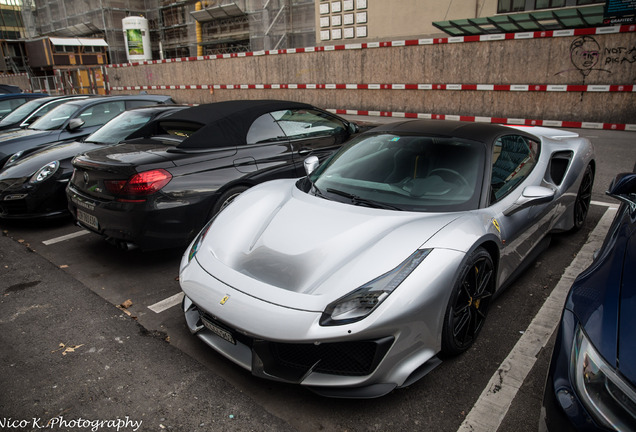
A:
[[30, 161, 59, 184], [320, 249, 432, 326], [4, 151, 24, 168], [571, 325, 636, 430], [187, 218, 215, 263]]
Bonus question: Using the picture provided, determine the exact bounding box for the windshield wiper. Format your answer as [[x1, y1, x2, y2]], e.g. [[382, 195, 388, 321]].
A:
[[326, 188, 402, 210], [311, 183, 327, 198]]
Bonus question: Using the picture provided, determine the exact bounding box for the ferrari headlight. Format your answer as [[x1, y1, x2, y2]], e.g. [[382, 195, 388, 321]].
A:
[[30, 161, 59, 184], [320, 249, 431, 326], [571, 325, 636, 430], [187, 218, 215, 263], [4, 151, 24, 168]]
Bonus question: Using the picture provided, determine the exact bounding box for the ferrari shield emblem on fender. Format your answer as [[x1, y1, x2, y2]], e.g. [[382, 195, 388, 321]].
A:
[[492, 218, 501, 233], [220, 295, 230, 305]]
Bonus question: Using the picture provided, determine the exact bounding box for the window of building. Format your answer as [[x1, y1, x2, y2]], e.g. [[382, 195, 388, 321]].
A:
[[498, 0, 526, 13], [499, 0, 603, 13], [535, 0, 566, 9], [575, 0, 604, 4], [0, 9, 22, 27]]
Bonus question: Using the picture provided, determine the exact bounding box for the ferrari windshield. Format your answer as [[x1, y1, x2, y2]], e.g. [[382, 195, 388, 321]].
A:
[[84, 110, 156, 144], [309, 133, 486, 212]]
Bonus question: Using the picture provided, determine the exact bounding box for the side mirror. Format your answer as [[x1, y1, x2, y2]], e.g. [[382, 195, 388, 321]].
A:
[[348, 122, 359, 135], [67, 118, 85, 131], [503, 186, 555, 216], [607, 172, 636, 207], [304, 155, 320, 176]]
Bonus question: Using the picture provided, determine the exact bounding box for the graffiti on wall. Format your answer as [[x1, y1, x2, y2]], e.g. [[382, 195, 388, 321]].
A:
[[604, 45, 636, 66], [555, 35, 635, 78], [555, 36, 611, 77]]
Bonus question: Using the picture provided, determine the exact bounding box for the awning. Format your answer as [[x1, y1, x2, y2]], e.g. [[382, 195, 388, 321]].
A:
[[433, 5, 605, 36], [47, 22, 102, 38], [190, 2, 245, 23], [49, 37, 108, 47]]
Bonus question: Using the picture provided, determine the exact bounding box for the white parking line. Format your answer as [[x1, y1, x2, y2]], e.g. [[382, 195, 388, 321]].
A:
[[457, 204, 618, 432], [42, 230, 90, 245], [148, 292, 184, 314]]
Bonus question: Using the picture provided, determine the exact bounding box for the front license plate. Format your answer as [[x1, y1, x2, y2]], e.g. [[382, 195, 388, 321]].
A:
[[201, 317, 236, 345], [76, 209, 99, 230]]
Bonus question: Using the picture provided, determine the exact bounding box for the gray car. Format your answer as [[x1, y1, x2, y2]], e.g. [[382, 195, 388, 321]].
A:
[[0, 94, 96, 132], [179, 119, 595, 398], [0, 94, 174, 166]]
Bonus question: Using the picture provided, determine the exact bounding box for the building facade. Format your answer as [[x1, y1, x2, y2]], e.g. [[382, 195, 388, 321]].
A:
[[15, 0, 621, 66], [315, 0, 608, 44]]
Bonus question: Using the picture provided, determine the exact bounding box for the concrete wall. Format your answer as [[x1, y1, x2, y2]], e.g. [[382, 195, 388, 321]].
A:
[[107, 29, 636, 125], [0, 74, 32, 92]]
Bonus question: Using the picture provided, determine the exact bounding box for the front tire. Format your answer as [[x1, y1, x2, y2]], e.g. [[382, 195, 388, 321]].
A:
[[441, 247, 495, 357]]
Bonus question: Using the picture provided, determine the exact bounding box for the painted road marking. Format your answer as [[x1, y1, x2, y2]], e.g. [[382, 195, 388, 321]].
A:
[[42, 230, 90, 245], [148, 292, 184, 314], [457, 204, 618, 432]]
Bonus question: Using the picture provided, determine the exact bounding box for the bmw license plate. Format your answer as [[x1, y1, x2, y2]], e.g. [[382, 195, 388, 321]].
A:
[[201, 317, 236, 345], [76, 209, 99, 231]]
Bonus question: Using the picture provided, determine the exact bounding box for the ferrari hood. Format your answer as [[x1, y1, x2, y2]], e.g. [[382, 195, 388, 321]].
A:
[[195, 180, 461, 304]]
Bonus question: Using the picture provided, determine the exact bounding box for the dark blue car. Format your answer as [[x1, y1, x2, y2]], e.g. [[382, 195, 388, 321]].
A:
[[541, 169, 636, 431], [0, 92, 47, 119]]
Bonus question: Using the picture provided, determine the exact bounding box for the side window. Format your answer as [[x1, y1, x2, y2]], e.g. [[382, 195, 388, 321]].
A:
[[490, 135, 539, 203], [126, 100, 157, 109], [79, 101, 125, 127], [0, 97, 26, 117], [246, 113, 286, 144], [272, 109, 345, 139]]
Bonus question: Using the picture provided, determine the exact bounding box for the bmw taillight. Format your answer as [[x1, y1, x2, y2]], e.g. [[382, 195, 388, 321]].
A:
[[104, 169, 172, 201]]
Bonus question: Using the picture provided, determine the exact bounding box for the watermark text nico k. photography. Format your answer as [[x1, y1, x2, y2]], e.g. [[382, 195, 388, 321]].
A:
[[0, 416, 142, 431]]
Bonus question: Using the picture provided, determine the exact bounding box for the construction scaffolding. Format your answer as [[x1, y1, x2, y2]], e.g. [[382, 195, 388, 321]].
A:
[[19, 0, 316, 65], [248, 0, 315, 51], [25, 0, 156, 65]]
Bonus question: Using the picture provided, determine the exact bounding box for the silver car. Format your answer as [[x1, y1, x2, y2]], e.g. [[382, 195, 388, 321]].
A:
[[179, 119, 595, 398]]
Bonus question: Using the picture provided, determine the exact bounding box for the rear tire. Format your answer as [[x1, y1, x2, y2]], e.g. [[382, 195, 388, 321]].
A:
[[441, 247, 495, 357], [572, 164, 594, 232], [210, 185, 249, 217]]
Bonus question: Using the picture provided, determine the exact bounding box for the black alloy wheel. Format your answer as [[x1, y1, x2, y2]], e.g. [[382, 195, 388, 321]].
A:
[[441, 247, 495, 356], [572, 164, 594, 231], [211, 185, 249, 216]]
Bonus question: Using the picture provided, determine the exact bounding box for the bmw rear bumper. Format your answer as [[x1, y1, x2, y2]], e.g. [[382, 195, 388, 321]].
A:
[[66, 184, 215, 250]]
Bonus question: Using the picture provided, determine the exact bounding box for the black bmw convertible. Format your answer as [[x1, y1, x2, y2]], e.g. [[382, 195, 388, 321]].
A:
[[66, 100, 359, 250]]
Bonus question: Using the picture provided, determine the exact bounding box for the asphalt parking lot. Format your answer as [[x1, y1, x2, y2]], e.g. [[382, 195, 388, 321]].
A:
[[1, 124, 634, 432]]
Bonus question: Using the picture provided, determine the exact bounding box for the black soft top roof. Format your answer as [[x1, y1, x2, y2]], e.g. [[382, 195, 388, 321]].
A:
[[133, 100, 314, 149], [367, 119, 540, 148]]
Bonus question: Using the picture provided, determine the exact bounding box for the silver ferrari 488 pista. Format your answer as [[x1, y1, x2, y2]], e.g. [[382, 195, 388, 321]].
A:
[[179, 119, 595, 398]]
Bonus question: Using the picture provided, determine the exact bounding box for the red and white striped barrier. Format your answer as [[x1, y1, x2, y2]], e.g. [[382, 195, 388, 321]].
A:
[[110, 83, 635, 93], [105, 24, 635, 132], [106, 24, 636, 69], [328, 109, 636, 131]]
